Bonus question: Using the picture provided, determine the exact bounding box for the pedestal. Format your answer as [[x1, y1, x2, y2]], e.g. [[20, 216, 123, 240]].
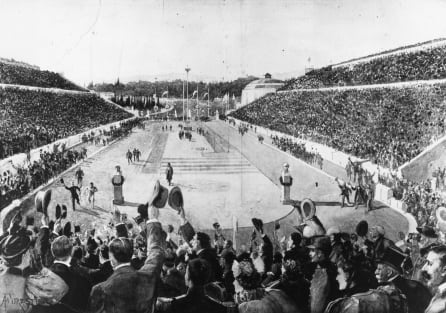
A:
[[113, 185, 124, 205], [281, 185, 291, 204]]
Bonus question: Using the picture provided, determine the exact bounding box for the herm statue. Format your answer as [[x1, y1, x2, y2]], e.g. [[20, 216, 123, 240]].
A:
[[279, 163, 293, 204], [112, 165, 125, 205]]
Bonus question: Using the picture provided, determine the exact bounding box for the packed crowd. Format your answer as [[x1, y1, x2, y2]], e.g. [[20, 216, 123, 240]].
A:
[[0, 61, 85, 91], [272, 136, 323, 169], [281, 44, 446, 90], [0, 88, 133, 159], [231, 83, 446, 168], [2, 186, 446, 313], [0, 119, 141, 211]]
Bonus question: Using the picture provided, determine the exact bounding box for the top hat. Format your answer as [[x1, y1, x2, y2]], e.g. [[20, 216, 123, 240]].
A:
[[55, 204, 61, 220], [61, 205, 68, 219], [168, 187, 184, 212], [115, 223, 128, 238], [35, 189, 52, 215], [63, 222, 72, 237], [378, 246, 407, 274], [149, 180, 169, 208], [416, 225, 438, 238], [300, 198, 316, 221]]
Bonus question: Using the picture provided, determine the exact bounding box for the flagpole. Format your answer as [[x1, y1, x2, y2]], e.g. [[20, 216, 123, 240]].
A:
[[196, 86, 199, 119], [185, 67, 190, 121], [182, 81, 185, 122], [207, 86, 210, 117]]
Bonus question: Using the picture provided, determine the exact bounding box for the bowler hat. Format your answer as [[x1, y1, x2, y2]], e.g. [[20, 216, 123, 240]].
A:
[[212, 222, 221, 229], [0, 228, 30, 261], [378, 246, 407, 274], [168, 186, 184, 212], [149, 180, 169, 208], [35, 189, 52, 215], [355, 220, 369, 237], [416, 225, 438, 238]]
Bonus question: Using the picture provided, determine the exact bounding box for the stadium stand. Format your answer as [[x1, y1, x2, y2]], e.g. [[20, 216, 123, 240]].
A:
[[230, 82, 446, 169], [0, 58, 86, 91], [0, 87, 133, 159], [281, 40, 446, 90]]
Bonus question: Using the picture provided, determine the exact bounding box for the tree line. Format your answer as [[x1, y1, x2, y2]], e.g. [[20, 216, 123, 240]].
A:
[[88, 76, 258, 100]]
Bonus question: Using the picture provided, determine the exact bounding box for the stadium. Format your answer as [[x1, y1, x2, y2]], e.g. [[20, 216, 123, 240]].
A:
[[0, 1, 446, 313]]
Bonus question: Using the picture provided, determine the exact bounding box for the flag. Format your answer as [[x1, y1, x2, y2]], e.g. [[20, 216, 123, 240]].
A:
[[202, 92, 208, 99], [174, 109, 178, 118], [161, 90, 168, 97], [192, 90, 198, 97]]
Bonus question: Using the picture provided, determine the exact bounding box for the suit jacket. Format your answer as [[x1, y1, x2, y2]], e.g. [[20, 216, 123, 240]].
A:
[[261, 234, 273, 273], [390, 275, 431, 313], [49, 262, 92, 312], [310, 262, 339, 313], [167, 286, 226, 313], [158, 268, 187, 298], [89, 221, 165, 313], [83, 253, 100, 269], [197, 248, 222, 282]]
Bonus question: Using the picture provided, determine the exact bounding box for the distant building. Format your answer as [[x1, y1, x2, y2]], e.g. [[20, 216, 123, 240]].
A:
[[97, 92, 115, 100], [240, 73, 284, 108]]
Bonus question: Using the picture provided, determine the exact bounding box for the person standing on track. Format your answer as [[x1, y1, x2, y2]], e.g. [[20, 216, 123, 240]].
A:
[[166, 162, 174, 186], [63, 180, 81, 211], [335, 177, 352, 208], [75, 166, 84, 187], [88, 182, 98, 210], [126, 149, 133, 164]]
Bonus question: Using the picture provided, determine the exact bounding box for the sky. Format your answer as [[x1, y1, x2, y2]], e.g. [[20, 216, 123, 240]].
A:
[[0, 0, 445, 85]]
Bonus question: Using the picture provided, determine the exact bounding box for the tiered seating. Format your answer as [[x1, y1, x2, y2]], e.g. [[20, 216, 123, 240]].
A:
[[0, 88, 132, 158], [230, 83, 446, 168], [0, 60, 85, 91], [282, 43, 446, 90]]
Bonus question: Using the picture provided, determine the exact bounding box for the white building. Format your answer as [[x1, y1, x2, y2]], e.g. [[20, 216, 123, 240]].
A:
[[239, 73, 284, 108]]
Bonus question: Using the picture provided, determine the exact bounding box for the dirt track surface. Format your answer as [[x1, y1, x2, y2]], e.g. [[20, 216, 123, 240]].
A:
[[9, 120, 407, 242]]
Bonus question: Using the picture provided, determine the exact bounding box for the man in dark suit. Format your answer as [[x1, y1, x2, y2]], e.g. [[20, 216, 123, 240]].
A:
[[89, 205, 165, 313], [157, 258, 226, 313], [178, 208, 222, 282], [49, 235, 92, 312], [371, 225, 396, 260], [375, 246, 432, 313]]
